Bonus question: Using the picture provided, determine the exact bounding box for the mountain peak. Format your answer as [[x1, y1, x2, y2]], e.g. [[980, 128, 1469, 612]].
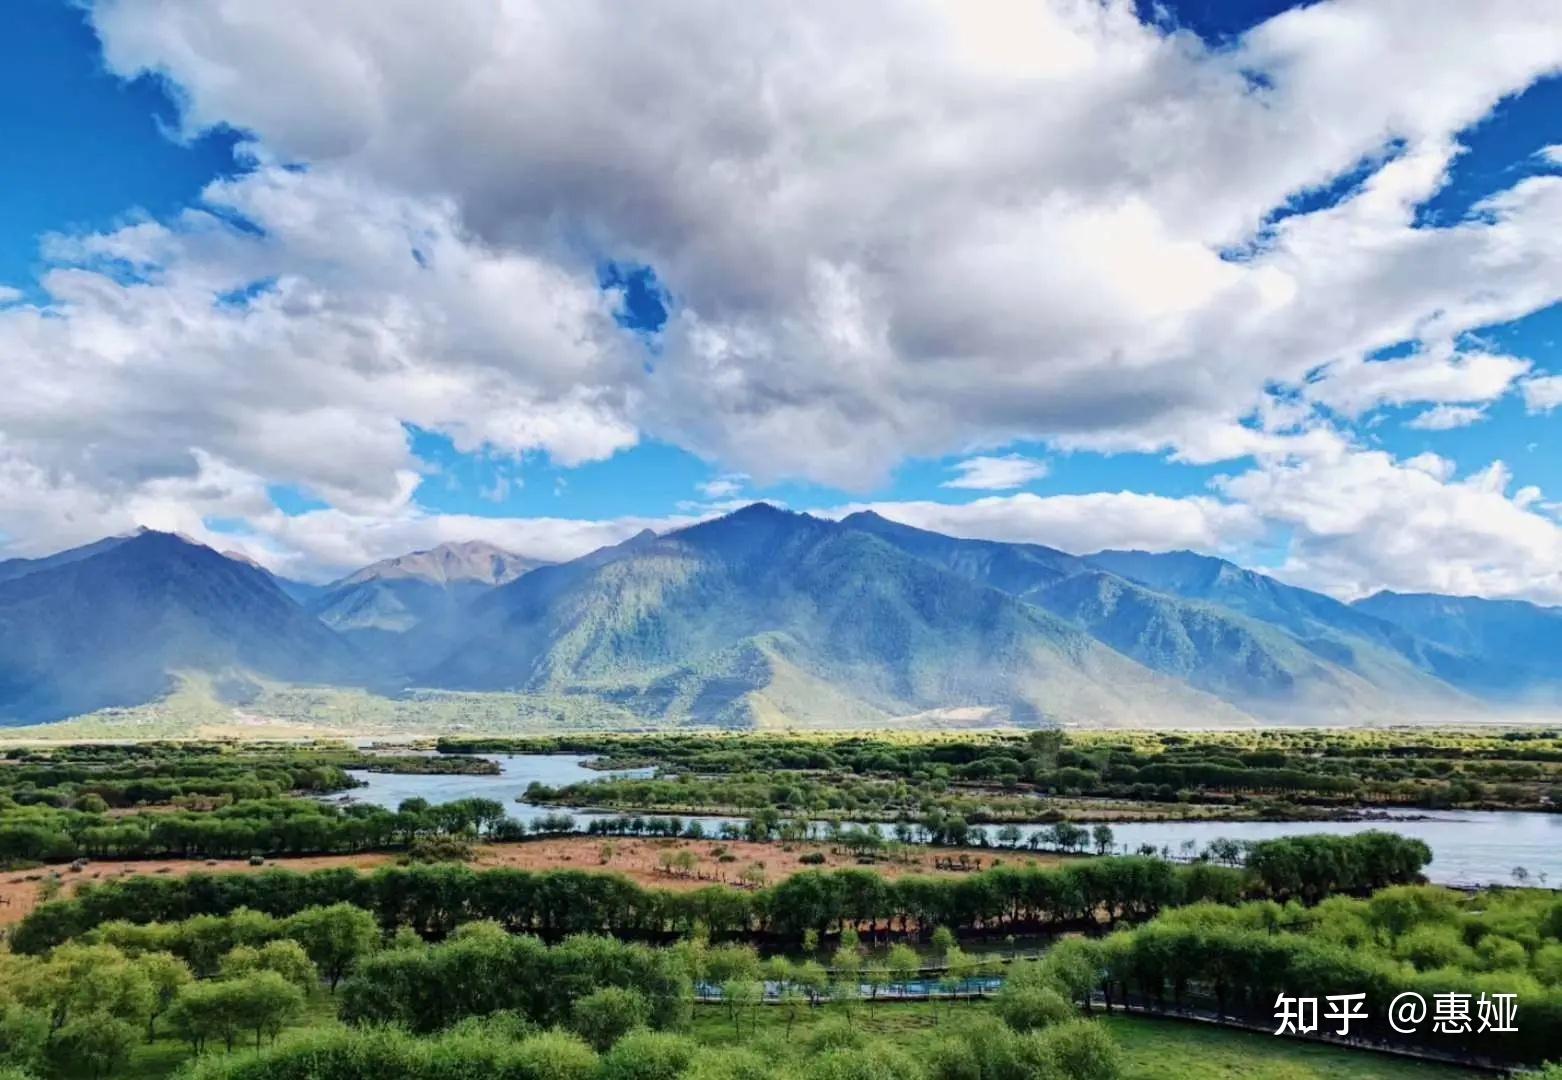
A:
[[337, 540, 544, 588], [727, 501, 790, 519]]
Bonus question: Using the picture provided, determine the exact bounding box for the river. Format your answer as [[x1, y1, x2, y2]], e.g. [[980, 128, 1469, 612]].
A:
[[339, 754, 1562, 888]]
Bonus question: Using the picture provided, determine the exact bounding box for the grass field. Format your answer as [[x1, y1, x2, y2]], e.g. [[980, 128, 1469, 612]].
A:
[[1100, 1015, 1484, 1080], [686, 1002, 1486, 1080], [114, 996, 1490, 1080]]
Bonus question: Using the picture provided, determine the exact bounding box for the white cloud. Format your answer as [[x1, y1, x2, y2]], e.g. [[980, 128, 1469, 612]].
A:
[[1539, 145, 1562, 167], [832, 433, 1562, 606], [1405, 403, 1488, 430], [1, 0, 1560, 605], [0, 163, 640, 556], [220, 505, 704, 582], [1522, 373, 1562, 413], [698, 474, 748, 500], [941, 454, 1049, 491], [828, 491, 1260, 556], [81, 0, 1562, 491], [1310, 349, 1528, 417], [1218, 446, 1562, 603]]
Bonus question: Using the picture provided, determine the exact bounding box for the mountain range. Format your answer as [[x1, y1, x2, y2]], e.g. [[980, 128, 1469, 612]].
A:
[[0, 505, 1556, 727]]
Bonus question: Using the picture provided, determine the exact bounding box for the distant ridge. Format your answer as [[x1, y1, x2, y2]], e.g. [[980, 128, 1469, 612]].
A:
[[429, 502, 1247, 728], [0, 531, 362, 722], [845, 517, 1468, 720], [0, 506, 1555, 727], [1354, 590, 1562, 698]]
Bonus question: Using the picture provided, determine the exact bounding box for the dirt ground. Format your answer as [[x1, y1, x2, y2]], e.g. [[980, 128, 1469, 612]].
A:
[[0, 852, 398, 928], [0, 837, 1062, 928]]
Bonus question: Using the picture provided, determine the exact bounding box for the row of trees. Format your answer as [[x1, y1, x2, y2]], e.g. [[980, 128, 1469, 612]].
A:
[[0, 795, 533, 864], [449, 728, 1562, 810], [1079, 886, 1562, 1067], [179, 910, 1126, 1080], [11, 833, 1430, 954], [170, 1007, 1127, 1080], [339, 926, 691, 1033], [93, 902, 380, 987]]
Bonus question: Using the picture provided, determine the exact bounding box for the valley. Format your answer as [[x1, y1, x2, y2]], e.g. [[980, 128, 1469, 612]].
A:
[[2, 732, 1558, 1079]]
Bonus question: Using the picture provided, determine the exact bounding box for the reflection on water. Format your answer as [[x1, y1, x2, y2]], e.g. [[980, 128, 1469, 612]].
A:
[[340, 754, 1562, 888]]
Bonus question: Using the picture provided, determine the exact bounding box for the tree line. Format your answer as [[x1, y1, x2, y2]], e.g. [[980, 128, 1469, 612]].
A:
[[10, 832, 1430, 955], [0, 795, 533, 865], [444, 728, 1562, 811], [1079, 885, 1562, 1067]]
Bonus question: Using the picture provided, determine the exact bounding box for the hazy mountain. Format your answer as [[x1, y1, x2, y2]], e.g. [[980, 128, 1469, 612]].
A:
[[843, 515, 1463, 719], [0, 532, 141, 584], [0, 531, 362, 723], [2, 508, 1551, 729], [1080, 548, 1481, 696], [1086, 550, 1406, 646], [312, 541, 547, 632], [305, 541, 549, 674], [1354, 591, 1562, 697], [431, 504, 1247, 728], [337, 541, 542, 589]]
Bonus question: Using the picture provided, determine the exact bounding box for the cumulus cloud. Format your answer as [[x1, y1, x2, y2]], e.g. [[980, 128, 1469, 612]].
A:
[[0, 162, 640, 556], [1522, 373, 1562, 412], [81, 0, 1562, 489], [2, 0, 1561, 602], [1310, 349, 1528, 417], [828, 490, 1260, 556], [941, 454, 1049, 491], [1405, 403, 1489, 430], [1218, 445, 1562, 603], [698, 474, 748, 500]]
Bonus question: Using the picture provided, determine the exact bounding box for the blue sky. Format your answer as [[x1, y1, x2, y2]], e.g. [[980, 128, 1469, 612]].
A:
[[2, 0, 1561, 600]]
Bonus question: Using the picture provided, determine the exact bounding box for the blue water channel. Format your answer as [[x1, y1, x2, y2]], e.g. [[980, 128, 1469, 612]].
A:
[[338, 754, 1562, 887]]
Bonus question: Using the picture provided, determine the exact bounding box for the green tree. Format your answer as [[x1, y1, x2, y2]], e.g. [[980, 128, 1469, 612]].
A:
[[230, 972, 305, 1050], [721, 979, 763, 1038], [285, 903, 377, 991], [0, 1004, 48, 1076], [1027, 1019, 1122, 1080], [598, 1029, 698, 1080], [778, 985, 808, 1037], [49, 1015, 136, 1080], [570, 987, 650, 1051], [794, 960, 830, 1008], [886, 944, 920, 999], [135, 951, 192, 1042], [994, 984, 1074, 1032]]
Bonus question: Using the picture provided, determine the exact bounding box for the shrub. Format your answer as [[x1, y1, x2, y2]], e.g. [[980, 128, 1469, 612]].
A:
[[570, 987, 650, 1051], [598, 1030, 699, 1080], [1025, 1020, 1122, 1080], [994, 984, 1074, 1032]]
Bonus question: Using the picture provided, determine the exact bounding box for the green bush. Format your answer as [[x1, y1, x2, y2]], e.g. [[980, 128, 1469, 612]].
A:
[[570, 986, 651, 1051], [993, 983, 1074, 1032]]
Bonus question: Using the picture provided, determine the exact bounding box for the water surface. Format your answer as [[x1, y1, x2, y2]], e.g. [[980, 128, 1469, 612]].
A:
[[341, 754, 1562, 887]]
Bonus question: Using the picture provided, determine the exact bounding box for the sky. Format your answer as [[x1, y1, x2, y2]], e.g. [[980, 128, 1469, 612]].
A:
[[1, 0, 1561, 602]]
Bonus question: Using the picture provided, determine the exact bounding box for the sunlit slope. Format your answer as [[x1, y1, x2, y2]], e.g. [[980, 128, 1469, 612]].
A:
[[432, 504, 1248, 727]]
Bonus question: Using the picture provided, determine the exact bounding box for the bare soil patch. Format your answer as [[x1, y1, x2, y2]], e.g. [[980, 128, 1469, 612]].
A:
[[0, 837, 1063, 927]]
